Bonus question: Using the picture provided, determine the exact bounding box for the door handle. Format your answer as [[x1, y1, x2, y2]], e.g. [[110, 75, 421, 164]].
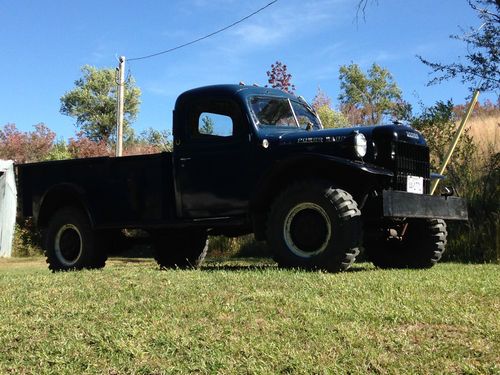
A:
[[179, 157, 191, 162]]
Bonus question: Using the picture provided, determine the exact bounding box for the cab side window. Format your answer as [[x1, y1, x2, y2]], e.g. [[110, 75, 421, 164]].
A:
[[188, 99, 244, 141], [198, 112, 233, 137]]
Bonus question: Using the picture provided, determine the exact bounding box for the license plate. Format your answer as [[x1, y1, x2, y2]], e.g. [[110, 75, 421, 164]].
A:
[[407, 176, 424, 194]]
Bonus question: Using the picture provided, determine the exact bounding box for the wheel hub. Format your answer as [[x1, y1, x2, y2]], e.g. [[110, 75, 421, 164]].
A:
[[55, 224, 83, 266], [284, 202, 332, 258]]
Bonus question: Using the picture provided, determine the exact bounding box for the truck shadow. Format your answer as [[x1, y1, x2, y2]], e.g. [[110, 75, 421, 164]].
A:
[[200, 262, 372, 273], [201, 264, 276, 272]]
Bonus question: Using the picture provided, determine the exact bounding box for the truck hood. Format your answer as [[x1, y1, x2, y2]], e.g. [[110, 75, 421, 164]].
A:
[[260, 125, 426, 147]]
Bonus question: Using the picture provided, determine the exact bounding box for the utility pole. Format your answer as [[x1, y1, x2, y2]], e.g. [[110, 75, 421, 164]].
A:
[[116, 56, 126, 157]]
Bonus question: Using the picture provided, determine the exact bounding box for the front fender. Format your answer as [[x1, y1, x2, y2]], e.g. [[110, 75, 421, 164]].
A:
[[315, 154, 393, 177], [251, 153, 393, 212]]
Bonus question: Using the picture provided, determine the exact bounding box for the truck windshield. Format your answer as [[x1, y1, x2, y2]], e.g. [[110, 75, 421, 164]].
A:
[[249, 96, 322, 132]]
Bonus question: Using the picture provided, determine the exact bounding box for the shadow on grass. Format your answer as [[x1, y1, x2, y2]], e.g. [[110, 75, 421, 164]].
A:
[[201, 260, 373, 273], [109, 257, 152, 264], [201, 264, 277, 272], [107, 242, 375, 273]]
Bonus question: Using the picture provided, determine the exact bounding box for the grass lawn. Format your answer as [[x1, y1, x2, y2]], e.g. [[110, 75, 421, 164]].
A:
[[0, 257, 498, 374]]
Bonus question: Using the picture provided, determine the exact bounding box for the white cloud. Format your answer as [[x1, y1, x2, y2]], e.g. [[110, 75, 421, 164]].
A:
[[232, 24, 287, 45], [142, 0, 357, 99], [89, 41, 109, 64], [227, 0, 349, 47]]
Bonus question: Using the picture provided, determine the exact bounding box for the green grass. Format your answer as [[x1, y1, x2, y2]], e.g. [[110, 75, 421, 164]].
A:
[[0, 258, 498, 374]]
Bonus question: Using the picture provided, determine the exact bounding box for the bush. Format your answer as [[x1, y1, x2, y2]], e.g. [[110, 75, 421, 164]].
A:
[[412, 101, 499, 263], [444, 147, 499, 263], [207, 235, 271, 258], [0, 123, 56, 163], [12, 219, 43, 257]]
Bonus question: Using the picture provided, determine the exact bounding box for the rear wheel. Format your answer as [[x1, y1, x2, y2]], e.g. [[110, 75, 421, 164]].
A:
[[43, 207, 107, 271], [152, 229, 208, 269], [364, 219, 447, 269], [266, 181, 362, 272]]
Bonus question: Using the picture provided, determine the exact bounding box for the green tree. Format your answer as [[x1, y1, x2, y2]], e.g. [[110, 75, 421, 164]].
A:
[[418, 0, 499, 93], [60, 65, 141, 144], [356, 0, 499, 93], [311, 89, 349, 128], [410, 101, 476, 172], [44, 138, 71, 161], [138, 128, 173, 152], [316, 106, 350, 128], [338, 63, 403, 125], [200, 115, 214, 135]]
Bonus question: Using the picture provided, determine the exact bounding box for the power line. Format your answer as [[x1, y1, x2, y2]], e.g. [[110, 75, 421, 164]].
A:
[[128, 0, 278, 62]]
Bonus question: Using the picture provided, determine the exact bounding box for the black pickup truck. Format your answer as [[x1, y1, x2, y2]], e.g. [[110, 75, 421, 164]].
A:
[[16, 84, 467, 272]]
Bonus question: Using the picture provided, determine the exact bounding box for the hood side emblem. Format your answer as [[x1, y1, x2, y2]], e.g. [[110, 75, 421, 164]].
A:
[[406, 131, 419, 140]]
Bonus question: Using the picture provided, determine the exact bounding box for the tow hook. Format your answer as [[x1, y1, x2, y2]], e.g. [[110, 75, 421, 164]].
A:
[[387, 223, 409, 241], [387, 228, 402, 241]]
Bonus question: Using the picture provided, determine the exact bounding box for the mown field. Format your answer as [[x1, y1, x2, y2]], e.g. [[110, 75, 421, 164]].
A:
[[0, 257, 498, 374]]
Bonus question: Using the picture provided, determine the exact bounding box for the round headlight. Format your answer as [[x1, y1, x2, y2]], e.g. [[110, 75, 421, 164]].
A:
[[354, 133, 367, 158]]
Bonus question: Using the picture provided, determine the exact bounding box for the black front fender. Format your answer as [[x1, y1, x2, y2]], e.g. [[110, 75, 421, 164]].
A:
[[316, 154, 394, 178], [251, 153, 393, 212]]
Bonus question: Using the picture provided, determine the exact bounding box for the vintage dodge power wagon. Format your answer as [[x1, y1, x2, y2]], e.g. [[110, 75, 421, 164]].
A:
[[16, 84, 467, 271]]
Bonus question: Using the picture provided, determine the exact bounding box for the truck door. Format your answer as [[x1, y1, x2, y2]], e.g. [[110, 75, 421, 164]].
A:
[[174, 98, 252, 218]]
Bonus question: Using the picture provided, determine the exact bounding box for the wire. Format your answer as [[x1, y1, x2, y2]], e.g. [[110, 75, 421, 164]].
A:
[[128, 0, 278, 62]]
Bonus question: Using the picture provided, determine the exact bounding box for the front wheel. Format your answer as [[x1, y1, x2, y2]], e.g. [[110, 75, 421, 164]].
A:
[[43, 207, 107, 271], [266, 181, 362, 272], [364, 219, 447, 269]]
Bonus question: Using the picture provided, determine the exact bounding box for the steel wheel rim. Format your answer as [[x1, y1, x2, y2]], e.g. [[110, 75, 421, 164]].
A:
[[283, 202, 332, 258], [55, 224, 83, 266]]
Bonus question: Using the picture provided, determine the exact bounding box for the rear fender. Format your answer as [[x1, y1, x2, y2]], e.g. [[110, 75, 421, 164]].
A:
[[37, 183, 95, 229]]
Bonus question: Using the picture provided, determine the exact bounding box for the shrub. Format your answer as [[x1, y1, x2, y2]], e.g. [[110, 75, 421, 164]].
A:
[[12, 219, 43, 257], [207, 235, 271, 259], [444, 146, 499, 263], [412, 101, 499, 263], [0, 123, 56, 163], [68, 132, 111, 158]]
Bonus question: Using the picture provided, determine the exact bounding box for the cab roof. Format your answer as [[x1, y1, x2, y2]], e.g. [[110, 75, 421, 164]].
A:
[[174, 84, 296, 111]]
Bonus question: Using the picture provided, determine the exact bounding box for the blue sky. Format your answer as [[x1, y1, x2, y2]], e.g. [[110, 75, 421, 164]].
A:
[[1, 0, 493, 139]]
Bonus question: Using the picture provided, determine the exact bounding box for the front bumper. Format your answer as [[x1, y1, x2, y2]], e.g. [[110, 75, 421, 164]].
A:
[[381, 190, 468, 221]]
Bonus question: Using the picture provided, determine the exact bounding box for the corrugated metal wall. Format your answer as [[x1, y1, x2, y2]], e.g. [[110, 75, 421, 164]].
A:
[[0, 160, 17, 257]]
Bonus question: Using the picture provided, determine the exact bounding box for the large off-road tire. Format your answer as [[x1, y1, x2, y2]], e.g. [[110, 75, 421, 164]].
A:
[[266, 181, 362, 272], [364, 219, 447, 269], [43, 207, 107, 272], [152, 229, 208, 269]]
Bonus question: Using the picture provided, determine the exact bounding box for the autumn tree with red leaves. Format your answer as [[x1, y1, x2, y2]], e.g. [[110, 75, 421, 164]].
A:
[[0, 123, 56, 163], [266, 61, 296, 94], [453, 98, 500, 119], [67, 132, 111, 159]]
